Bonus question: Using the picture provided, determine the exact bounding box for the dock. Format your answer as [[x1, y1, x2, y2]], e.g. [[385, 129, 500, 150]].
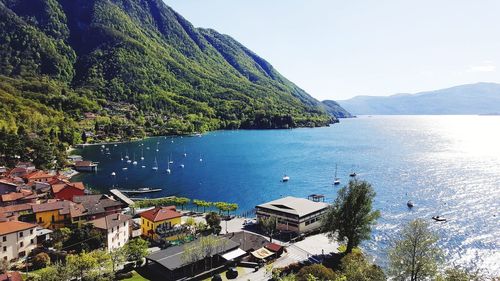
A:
[[109, 189, 135, 206], [117, 188, 162, 194]]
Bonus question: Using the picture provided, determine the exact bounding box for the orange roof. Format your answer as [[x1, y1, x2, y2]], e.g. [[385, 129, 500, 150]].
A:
[[1, 192, 27, 202], [139, 206, 181, 222], [0, 221, 37, 235], [24, 170, 53, 180], [0, 271, 23, 281], [51, 182, 85, 193]]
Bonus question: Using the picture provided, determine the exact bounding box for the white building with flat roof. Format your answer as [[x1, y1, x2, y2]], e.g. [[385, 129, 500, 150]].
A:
[[256, 196, 329, 234]]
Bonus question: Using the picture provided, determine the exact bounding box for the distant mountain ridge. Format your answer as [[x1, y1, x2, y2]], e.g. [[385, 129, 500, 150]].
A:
[[338, 83, 500, 115]]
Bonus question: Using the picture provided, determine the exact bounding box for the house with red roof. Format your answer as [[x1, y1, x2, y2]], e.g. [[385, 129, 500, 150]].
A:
[[51, 182, 85, 201], [23, 171, 54, 183], [0, 221, 37, 261], [139, 206, 182, 240], [0, 190, 36, 206], [89, 213, 131, 251]]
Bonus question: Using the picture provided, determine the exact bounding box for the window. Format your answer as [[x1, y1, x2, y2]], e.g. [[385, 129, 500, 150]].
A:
[[30, 239, 34, 244], [2, 246, 5, 252], [51, 215, 55, 222], [20, 242, 23, 247], [30, 229, 33, 235], [2, 236, 5, 242], [19, 232, 23, 238], [38, 217, 43, 223]]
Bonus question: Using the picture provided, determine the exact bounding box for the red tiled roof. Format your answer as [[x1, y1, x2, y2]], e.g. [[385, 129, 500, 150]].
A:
[[139, 206, 181, 222], [51, 182, 85, 193], [0, 271, 23, 281], [24, 170, 53, 180], [1, 192, 28, 202], [0, 221, 37, 235], [6, 167, 27, 177], [90, 213, 131, 230], [265, 242, 283, 252]]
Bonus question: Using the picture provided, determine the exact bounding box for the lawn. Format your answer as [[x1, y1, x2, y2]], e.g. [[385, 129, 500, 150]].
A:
[[122, 270, 150, 281], [203, 267, 247, 281]]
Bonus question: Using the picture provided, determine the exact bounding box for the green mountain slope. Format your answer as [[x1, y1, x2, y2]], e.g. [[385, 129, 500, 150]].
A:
[[0, 0, 334, 168], [321, 100, 353, 118]]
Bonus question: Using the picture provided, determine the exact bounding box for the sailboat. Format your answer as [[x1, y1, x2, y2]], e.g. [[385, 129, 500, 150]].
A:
[[179, 164, 185, 168], [199, 154, 203, 162], [140, 148, 144, 161], [125, 149, 129, 159], [171, 137, 174, 143], [333, 164, 340, 185], [166, 157, 171, 174], [183, 147, 187, 157], [169, 153, 174, 164], [132, 153, 138, 165], [120, 152, 123, 161], [152, 157, 159, 171], [156, 142, 159, 152]]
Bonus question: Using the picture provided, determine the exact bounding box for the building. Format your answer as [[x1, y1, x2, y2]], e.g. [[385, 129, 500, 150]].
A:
[[89, 213, 130, 251], [146, 237, 239, 280], [73, 195, 123, 221], [255, 196, 329, 234], [0, 271, 23, 281], [74, 161, 97, 172], [0, 190, 36, 206], [139, 206, 182, 240], [32, 201, 84, 229], [51, 181, 85, 201], [23, 171, 54, 183], [0, 221, 37, 261]]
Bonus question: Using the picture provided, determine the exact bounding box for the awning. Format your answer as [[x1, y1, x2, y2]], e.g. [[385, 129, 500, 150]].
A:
[[221, 248, 247, 261], [251, 247, 274, 260]]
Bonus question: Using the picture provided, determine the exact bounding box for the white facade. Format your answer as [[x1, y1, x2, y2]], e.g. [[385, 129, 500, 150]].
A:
[[107, 219, 129, 251], [0, 223, 37, 261]]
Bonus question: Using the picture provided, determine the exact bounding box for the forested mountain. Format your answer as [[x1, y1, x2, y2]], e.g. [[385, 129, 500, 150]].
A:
[[321, 100, 353, 118], [0, 0, 334, 168], [338, 83, 500, 115]]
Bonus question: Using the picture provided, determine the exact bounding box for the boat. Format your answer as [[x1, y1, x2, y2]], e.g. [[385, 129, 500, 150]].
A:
[[349, 166, 357, 177], [183, 147, 187, 157], [166, 157, 171, 174], [111, 172, 116, 176], [171, 137, 174, 143], [122, 167, 128, 171], [156, 142, 159, 152], [407, 200, 414, 208], [282, 175, 290, 182], [140, 148, 144, 161], [199, 154, 203, 162], [120, 152, 123, 161], [432, 216, 447, 222], [101, 145, 105, 149], [132, 153, 137, 165], [179, 164, 185, 168], [125, 150, 129, 159], [114, 144, 117, 147], [152, 157, 159, 171], [333, 164, 340, 185], [141, 165, 146, 168]]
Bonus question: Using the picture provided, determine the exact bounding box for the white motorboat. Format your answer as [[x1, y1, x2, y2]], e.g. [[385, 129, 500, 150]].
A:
[[282, 175, 290, 182]]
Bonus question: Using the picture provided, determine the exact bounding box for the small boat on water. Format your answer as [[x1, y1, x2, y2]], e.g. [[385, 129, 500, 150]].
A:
[[122, 167, 128, 171], [179, 164, 185, 168], [166, 158, 171, 174], [432, 216, 447, 222], [132, 153, 137, 165], [111, 172, 116, 176], [282, 175, 290, 182], [140, 148, 144, 161], [141, 165, 146, 168], [407, 200, 414, 208], [333, 164, 340, 185], [152, 157, 159, 171]]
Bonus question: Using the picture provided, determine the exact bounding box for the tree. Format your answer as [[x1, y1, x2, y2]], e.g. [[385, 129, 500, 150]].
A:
[[259, 216, 278, 242], [321, 180, 380, 254], [297, 264, 338, 281], [33, 252, 51, 269], [125, 238, 149, 265], [66, 251, 98, 280], [51, 227, 71, 250], [63, 224, 104, 252], [340, 252, 386, 281], [214, 202, 227, 215], [174, 197, 190, 210], [436, 267, 483, 281], [388, 219, 443, 281], [205, 212, 221, 234]]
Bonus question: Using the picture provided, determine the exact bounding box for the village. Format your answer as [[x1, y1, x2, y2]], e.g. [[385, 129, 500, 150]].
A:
[[0, 160, 340, 281]]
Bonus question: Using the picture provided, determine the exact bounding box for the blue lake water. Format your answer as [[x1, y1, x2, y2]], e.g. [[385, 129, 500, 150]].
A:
[[74, 115, 500, 273]]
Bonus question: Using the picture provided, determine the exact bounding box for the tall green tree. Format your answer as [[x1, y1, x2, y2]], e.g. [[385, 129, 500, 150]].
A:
[[205, 212, 221, 234], [321, 180, 380, 254], [125, 238, 149, 265], [259, 216, 278, 242], [388, 219, 443, 281]]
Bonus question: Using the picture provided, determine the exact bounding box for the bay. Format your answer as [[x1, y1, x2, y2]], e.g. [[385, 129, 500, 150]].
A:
[[73, 115, 500, 273]]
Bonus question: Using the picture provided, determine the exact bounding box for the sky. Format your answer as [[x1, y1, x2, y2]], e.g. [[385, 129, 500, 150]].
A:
[[163, 0, 500, 101]]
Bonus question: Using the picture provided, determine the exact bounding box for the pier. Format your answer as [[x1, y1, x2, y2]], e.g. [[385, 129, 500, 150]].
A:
[[117, 188, 162, 194], [109, 189, 135, 206]]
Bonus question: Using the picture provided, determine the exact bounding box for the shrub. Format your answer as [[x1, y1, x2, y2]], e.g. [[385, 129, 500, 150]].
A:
[[296, 264, 337, 281], [33, 252, 51, 269]]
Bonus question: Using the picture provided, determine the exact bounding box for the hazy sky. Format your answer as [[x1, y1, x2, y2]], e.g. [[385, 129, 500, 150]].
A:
[[163, 0, 500, 100]]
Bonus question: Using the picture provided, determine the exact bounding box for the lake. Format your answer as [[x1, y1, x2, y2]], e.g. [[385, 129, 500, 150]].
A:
[[74, 115, 500, 273]]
